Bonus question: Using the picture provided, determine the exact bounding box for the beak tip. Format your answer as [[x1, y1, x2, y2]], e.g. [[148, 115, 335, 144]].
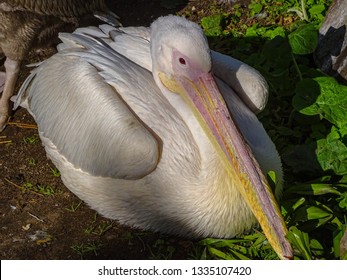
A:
[[278, 242, 294, 260]]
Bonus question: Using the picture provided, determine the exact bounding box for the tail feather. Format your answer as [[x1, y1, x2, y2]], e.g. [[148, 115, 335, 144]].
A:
[[94, 11, 122, 27]]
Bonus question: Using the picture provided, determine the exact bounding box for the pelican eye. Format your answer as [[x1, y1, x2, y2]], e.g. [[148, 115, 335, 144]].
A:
[[179, 57, 186, 65]]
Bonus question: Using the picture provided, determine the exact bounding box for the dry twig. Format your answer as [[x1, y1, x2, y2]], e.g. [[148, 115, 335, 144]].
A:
[[4, 178, 44, 197], [7, 122, 38, 129]]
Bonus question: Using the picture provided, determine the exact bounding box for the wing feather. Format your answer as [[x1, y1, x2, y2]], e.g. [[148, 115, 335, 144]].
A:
[[17, 30, 162, 180], [211, 51, 269, 113]]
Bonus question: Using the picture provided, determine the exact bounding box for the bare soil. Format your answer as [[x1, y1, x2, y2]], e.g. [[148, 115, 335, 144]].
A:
[[0, 0, 248, 259]]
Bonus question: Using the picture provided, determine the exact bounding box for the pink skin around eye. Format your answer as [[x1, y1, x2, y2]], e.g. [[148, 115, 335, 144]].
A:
[[172, 49, 205, 81]]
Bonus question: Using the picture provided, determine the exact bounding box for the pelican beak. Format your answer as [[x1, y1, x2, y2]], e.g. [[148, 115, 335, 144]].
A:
[[159, 71, 293, 260]]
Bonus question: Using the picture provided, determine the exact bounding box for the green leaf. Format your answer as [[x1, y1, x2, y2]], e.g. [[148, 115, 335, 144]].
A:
[[267, 170, 277, 193], [245, 24, 259, 37], [308, 4, 325, 17], [294, 205, 333, 222], [287, 226, 312, 259], [229, 249, 251, 260], [264, 26, 286, 39], [281, 197, 306, 217], [338, 193, 347, 210], [316, 126, 347, 175], [284, 183, 341, 196], [293, 77, 347, 128], [310, 239, 324, 256], [249, 233, 267, 247], [248, 3, 263, 17], [201, 15, 225, 37], [288, 23, 318, 54], [245, 25, 285, 40], [208, 246, 233, 260], [292, 197, 307, 210]]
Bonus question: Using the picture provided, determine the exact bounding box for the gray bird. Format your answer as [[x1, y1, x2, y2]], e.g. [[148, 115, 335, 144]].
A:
[[0, 0, 118, 131]]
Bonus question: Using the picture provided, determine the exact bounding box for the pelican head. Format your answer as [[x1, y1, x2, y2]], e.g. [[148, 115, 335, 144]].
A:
[[150, 15, 292, 260], [150, 16, 211, 79]]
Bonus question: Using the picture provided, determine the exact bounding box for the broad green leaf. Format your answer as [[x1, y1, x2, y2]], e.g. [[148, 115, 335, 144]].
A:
[[310, 239, 324, 256], [338, 193, 347, 210], [293, 77, 347, 128], [245, 24, 259, 37], [282, 197, 306, 217], [284, 183, 341, 196], [201, 15, 224, 37], [288, 23, 318, 54], [213, 239, 248, 247], [287, 226, 312, 259], [267, 170, 277, 192], [292, 200, 337, 229], [250, 234, 267, 247], [308, 4, 325, 17], [248, 3, 263, 17], [282, 197, 306, 215], [339, 175, 347, 184], [292, 197, 306, 210], [330, 216, 343, 228], [264, 26, 286, 39], [294, 205, 333, 222], [316, 126, 347, 175], [229, 249, 251, 260], [208, 246, 233, 260]]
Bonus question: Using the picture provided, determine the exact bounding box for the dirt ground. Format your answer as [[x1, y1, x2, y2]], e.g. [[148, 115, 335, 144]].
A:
[[0, 0, 248, 259]]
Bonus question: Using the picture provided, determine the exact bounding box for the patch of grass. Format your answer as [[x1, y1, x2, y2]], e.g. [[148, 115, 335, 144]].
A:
[[65, 200, 83, 213], [50, 167, 61, 177], [84, 220, 114, 236], [199, 232, 279, 260], [71, 242, 102, 259], [27, 158, 37, 166], [23, 182, 55, 196], [23, 134, 39, 144]]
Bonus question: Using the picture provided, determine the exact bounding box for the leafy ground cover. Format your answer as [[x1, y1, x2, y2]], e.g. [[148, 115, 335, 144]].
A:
[[192, 0, 347, 260]]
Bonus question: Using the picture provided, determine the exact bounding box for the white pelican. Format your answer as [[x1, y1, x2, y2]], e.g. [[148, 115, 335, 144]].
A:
[[0, 0, 119, 131], [14, 15, 293, 259]]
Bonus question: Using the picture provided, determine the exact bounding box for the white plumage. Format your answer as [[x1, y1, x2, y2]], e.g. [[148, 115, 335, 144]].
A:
[[14, 15, 292, 259]]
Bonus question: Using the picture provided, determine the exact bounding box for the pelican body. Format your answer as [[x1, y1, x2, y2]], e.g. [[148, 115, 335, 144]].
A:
[[15, 15, 293, 259]]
